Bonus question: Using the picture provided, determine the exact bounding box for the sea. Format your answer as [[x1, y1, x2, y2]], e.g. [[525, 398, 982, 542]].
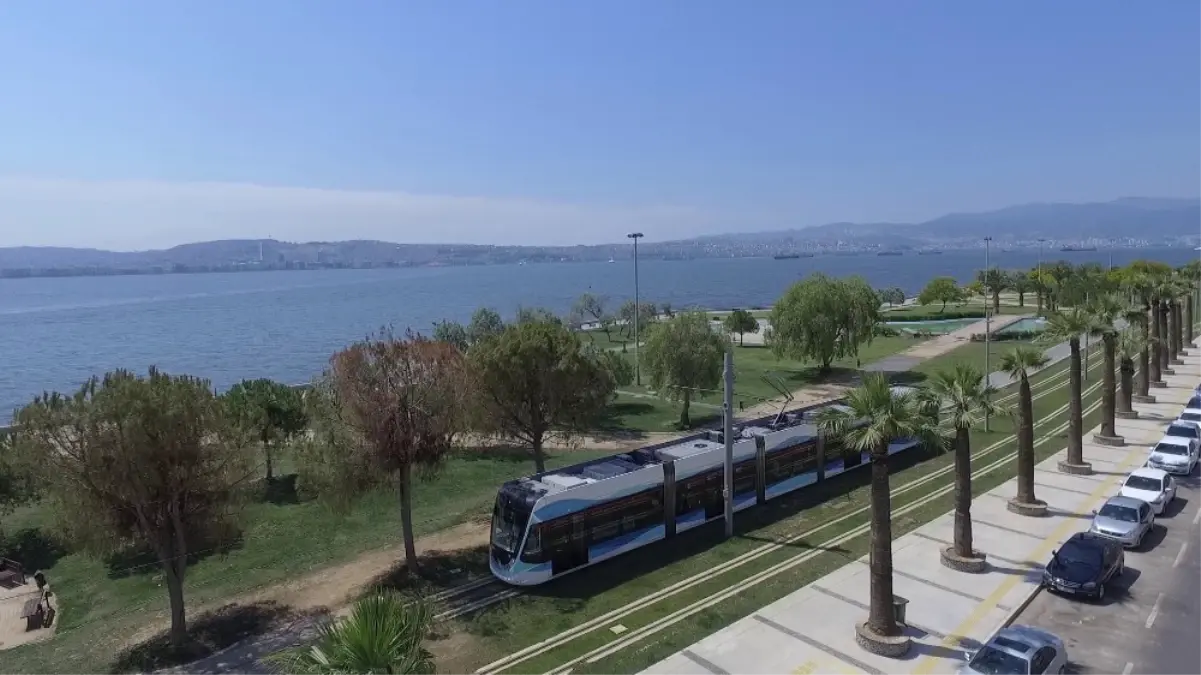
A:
[[0, 247, 1195, 421]]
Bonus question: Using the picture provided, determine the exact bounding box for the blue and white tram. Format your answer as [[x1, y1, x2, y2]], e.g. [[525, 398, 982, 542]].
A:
[[489, 389, 925, 586]]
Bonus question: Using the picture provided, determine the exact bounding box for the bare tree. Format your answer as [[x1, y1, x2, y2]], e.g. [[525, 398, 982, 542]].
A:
[[298, 329, 472, 573], [12, 368, 254, 648]]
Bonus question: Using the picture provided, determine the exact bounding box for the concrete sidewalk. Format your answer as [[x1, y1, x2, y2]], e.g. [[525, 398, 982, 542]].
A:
[[865, 314, 1026, 374], [643, 344, 1200, 675]]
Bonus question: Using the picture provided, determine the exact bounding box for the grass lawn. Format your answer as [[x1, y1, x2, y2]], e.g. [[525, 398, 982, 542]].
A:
[[601, 334, 922, 432], [436, 346, 1109, 674], [910, 338, 1038, 377], [0, 446, 613, 674]]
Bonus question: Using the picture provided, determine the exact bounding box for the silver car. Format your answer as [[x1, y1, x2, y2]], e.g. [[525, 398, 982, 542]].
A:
[[959, 625, 1069, 674], [1089, 496, 1155, 548]]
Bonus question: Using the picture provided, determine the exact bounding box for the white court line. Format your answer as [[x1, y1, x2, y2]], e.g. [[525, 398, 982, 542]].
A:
[[1122, 662, 1134, 675], [1145, 592, 1165, 629], [1175, 542, 1189, 568]]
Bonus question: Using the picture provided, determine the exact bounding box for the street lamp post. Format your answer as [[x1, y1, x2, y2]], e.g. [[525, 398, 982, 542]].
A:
[[984, 236, 992, 432], [628, 232, 644, 386], [1037, 238, 1046, 313]]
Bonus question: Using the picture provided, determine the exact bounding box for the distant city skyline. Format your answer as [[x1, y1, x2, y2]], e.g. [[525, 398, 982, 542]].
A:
[[0, 1, 1197, 250]]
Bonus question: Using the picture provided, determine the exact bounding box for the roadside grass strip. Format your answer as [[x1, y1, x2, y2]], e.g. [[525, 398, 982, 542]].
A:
[[464, 350, 1107, 674]]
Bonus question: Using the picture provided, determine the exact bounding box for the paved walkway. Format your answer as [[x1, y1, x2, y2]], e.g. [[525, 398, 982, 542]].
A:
[[865, 315, 1026, 374], [643, 342, 1200, 675]]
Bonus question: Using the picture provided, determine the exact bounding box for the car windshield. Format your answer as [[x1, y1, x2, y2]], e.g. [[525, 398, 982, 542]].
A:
[[1098, 503, 1139, 522], [1124, 475, 1162, 492], [968, 645, 1030, 675], [1155, 443, 1189, 456], [1181, 412, 1201, 422], [1166, 424, 1198, 439]]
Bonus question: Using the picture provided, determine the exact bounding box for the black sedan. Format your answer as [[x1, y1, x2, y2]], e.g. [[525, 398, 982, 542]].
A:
[[1042, 532, 1125, 601]]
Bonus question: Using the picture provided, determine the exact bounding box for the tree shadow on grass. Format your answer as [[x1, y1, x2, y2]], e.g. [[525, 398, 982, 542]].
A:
[[0, 527, 69, 571], [104, 528, 245, 580], [258, 473, 302, 505], [507, 444, 942, 605], [367, 545, 493, 597], [109, 601, 294, 674], [454, 445, 536, 463]]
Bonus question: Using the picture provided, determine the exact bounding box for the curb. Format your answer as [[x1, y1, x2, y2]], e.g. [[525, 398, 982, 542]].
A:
[[985, 581, 1045, 641]]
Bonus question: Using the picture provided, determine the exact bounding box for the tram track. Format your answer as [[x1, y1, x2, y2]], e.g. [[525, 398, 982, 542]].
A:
[[475, 355, 1109, 674]]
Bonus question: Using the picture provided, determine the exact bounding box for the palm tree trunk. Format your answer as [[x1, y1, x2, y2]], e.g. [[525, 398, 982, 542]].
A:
[[1066, 338, 1084, 466], [1158, 303, 1170, 372], [866, 442, 900, 637], [952, 426, 973, 558], [1187, 300, 1195, 346], [1015, 373, 1037, 504], [1118, 357, 1135, 415], [399, 463, 419, 572], [992, 291, 1001, 314], [1137, 344, 1151, 396], [1099, 334, 1117, 437], [1171, 301, 1182, 358], [1149, 302, 1163, 384]]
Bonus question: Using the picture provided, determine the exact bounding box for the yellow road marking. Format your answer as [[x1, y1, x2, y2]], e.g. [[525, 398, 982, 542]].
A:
[[911, 445, 1147, 675]]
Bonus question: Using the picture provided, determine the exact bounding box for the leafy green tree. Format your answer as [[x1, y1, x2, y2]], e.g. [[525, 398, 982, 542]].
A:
[[469, 321, 616, 473], [12, 368, 254, 648], [1026, 268, 1053, 313], [975, 268, 1009, 313], [432, 320, 470, 352], [299, 330, 472, 574], [884, 287, 905, 307], [1000, 346, 1050, 512], [515, 305, 562, 326], [723, 309, 760, 345], [571, 293, 612, 338], [1040, 308, 1097, 473], [617, 300, 658, 338], [770, 274, 879, 373], [1009, 271, 1034, 307], [224, 378, 308, 481], [642, 311, 728, 428], [583, 344, 635, 387], [468, 307, 506, 345], [917, 276, 963, 312], [814, 375, 943, 646], [267, 593, 435, 674], [922, 365, 1003, 565]]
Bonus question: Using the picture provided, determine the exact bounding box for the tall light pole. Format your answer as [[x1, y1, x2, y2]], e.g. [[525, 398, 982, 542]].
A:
[[628, 232, 644, 386], [984, 236, 992, 432], [1037, 238, 1046, 313]]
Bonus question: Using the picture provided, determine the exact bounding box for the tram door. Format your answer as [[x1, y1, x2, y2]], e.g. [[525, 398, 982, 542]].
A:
[[547, 514, 589, 576]]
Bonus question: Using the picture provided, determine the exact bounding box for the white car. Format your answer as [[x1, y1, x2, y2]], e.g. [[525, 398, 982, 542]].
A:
[[1118, 468, 1177, 515], [1180, 394, 1201, 423], [1147, 436, 1199, 476]]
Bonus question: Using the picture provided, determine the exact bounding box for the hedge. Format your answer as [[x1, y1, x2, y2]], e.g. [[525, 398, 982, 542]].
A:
[[969, 330, 1043, 343], [883, 307, 987, 322]]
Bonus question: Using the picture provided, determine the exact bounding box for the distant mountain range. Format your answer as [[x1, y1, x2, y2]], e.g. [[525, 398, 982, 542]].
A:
[[1, 197, 1197, 275]]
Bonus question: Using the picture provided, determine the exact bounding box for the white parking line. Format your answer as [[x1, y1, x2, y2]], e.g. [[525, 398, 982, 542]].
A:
[[1122, 662, 1134, 675], [1193, 506, 1201, 527], [1145, 592, 1165, 629], [1175, 542, 1189, 568]]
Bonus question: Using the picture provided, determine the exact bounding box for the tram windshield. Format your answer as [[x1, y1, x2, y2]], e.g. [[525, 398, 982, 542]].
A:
[[491, 496, 531, 553]]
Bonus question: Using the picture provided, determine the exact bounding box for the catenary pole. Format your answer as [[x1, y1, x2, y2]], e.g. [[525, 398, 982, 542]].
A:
[[723, 350, 735, 538]]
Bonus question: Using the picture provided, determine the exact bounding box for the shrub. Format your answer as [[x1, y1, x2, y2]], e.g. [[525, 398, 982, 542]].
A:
[[969, 330, 1042, 343], [883, 308, 986, 322]]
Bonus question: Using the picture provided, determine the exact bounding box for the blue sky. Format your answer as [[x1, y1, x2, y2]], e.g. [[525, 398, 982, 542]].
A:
[[0, 0, 1197, 250]]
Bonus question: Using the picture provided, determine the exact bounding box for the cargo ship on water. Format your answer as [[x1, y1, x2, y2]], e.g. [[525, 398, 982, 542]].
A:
[[877, 251, 903, 256], [1060, 246, 1098, 252], [773, 253, 816, 260]]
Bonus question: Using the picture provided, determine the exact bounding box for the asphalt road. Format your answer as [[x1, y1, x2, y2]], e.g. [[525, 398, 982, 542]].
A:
[[1013, 460, 1201, 675]]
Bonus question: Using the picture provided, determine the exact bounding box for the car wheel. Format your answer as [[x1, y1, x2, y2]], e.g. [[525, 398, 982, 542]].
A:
[[1059, 667, 1066, 674], [1117, 559, 1124, 577]]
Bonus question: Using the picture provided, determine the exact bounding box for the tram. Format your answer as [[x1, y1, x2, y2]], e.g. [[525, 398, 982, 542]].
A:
[[489, 387, 923, 586]]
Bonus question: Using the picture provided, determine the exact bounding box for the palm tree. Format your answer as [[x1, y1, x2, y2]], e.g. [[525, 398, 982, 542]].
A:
[[815, 374, 944, 652], [1087, 295, 1124, 446], [1000, 346, 1051, 516], [1151, 276, 1173, 377], [922, 364, 1004, 571], [1039, 308, 1095, 475], [267, 593, 436, 674], [1123, 273, 1157, 402], [1116, 326, 1145, 419]]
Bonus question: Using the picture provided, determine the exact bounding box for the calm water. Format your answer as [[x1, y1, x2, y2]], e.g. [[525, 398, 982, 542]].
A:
[[0, 247, 1194, 420]]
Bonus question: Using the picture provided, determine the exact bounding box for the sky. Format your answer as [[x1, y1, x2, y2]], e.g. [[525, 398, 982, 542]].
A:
[[0, 1, 1198, 251]]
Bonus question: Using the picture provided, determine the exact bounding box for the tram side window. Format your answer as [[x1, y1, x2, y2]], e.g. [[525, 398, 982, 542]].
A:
[[677, 470, 720, 514], [588, 489, 663, 545], [765, 442, 818, 484], [733, 459, 757, 495]]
